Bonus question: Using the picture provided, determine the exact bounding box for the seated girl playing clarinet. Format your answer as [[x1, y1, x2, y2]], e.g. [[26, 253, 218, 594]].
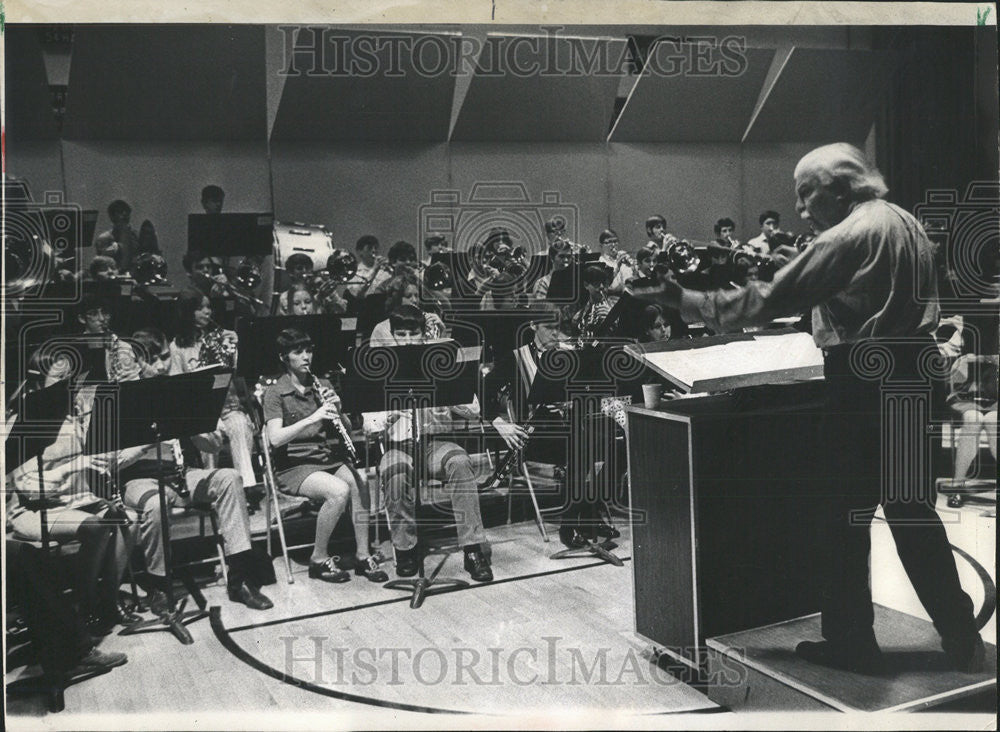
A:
[[262, 328, 388, 584]]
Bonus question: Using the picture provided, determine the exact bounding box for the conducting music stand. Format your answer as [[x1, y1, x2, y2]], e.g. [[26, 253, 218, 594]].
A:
[[5, 379, 74, 555], [526, 347, 624, 567], [341, 342, 480, 608], [86, 369, 233, 644]]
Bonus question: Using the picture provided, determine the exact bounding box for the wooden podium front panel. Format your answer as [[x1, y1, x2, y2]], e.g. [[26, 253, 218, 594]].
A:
[[629, 411, 699, 663], [628, 381, 827, 665]]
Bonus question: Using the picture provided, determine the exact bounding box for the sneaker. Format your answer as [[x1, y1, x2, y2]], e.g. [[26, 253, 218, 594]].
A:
[[463, 549, 494, 583], [308, 557, 351, 583], [72, 648, 128, 673], [355, 556, 389, 583]]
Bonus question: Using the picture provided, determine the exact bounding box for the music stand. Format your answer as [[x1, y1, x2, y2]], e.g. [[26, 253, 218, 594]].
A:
[[187, 213, 274, 258], [85, 369, 233, 644], [527, 347, 624, 567], [5, 379, 74, 555], [235, 314, 347, 383], [357, 293, 389, 339], [341, 342, 480, 608]]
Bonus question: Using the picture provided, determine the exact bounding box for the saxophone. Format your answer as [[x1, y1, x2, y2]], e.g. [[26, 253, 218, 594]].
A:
[[304, 367, 357, 464]]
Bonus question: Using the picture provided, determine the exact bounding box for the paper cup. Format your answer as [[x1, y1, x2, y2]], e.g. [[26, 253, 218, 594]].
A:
[[642, 383, 663, 409]]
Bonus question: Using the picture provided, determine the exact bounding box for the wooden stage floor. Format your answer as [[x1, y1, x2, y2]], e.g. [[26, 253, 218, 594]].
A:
[[6, 493, 996, 726]]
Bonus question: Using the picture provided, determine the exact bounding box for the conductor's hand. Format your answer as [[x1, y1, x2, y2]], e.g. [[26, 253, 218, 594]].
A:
[[770, 245, 800, 268], [627, 271, 683, 309], [492, 417, 529, 450]]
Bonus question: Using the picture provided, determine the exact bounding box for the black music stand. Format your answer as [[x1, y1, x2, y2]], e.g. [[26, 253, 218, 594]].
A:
[[5, 379, 74, 556], [87, 369, 233, 644], [526, 347, 624, 567], [187, 213, 274, 258], [342, 342, 480, 608], [235, 314, 346, 383]]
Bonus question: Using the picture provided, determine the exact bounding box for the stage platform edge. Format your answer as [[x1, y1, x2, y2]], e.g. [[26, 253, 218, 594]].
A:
[[706, 604, 996, 713]]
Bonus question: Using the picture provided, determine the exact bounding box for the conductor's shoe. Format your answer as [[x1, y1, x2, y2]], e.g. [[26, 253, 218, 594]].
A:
[[308, 557, 351, 583], [943, 634, 986, 673], [463, 548, 494, 583], [71, 648, 128, 674], [795, 639, 886, 676], [228, 581, 274, 610], [395, 548, 419, 577]]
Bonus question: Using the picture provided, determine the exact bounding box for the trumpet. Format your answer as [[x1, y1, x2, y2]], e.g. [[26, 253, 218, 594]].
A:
[[611, 245, 637, 270], [304, 366, 357, 463]]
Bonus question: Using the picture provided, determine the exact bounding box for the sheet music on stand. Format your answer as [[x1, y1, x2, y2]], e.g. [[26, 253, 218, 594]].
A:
[[626, 329, 824, 394]]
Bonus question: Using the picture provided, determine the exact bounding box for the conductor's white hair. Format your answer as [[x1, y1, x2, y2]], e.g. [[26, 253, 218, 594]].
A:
[[794, 143, 889, 202]]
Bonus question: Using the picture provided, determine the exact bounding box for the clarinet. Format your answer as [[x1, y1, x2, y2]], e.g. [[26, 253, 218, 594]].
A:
[[304, 367, 357, 464], [478, 385, 536, 491]]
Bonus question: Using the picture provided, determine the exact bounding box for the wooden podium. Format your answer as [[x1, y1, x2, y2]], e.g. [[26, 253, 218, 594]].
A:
[[626, 378, 829, 668]]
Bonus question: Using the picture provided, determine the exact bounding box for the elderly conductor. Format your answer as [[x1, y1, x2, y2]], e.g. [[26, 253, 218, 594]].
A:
[[632, 143, 984, 675]]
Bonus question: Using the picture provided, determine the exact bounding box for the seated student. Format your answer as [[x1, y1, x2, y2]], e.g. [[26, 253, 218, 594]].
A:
[[638, 304, 671, 343], [421, 234, 449, 268], [201, 184, 225, 214], [483, 302, 617, 547], [348, 235, 385, 300], [480, 270, 527, 311], [948, 333, 998, 483], [532, 239, 574, 300], [596, 229, 633, 295], [262, 328, 388, 584], [368, 273, 446, 345], [8, 540, 129, 682], [44, 294, 141, 386], [644, 214, 676, 252], [169, 289, 257, 488], [713, 217, 740, 248], [747, 210, 780, 256], [94, 199, 139, 271], [369, 305, 497, 582], [182, 248, 229, 299], [573, 264, 618, 341], [118, 327, 273, 611], [87, 255, 121, 282], [8, 351, 137, 633], [276, 281, 323, 317], [630, 248, 656, 283], [366, 240, 418, 296], [284, 253, 315, 283]]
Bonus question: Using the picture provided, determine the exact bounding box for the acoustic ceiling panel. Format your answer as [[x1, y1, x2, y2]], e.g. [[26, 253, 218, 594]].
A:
[[610, 43, 775, 142], [62, 26, 266, 141], [270, 29, 458, 142], [4, 27, 60, 141], [743, 48, 896, 144], [450, 34, 628, 142]]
